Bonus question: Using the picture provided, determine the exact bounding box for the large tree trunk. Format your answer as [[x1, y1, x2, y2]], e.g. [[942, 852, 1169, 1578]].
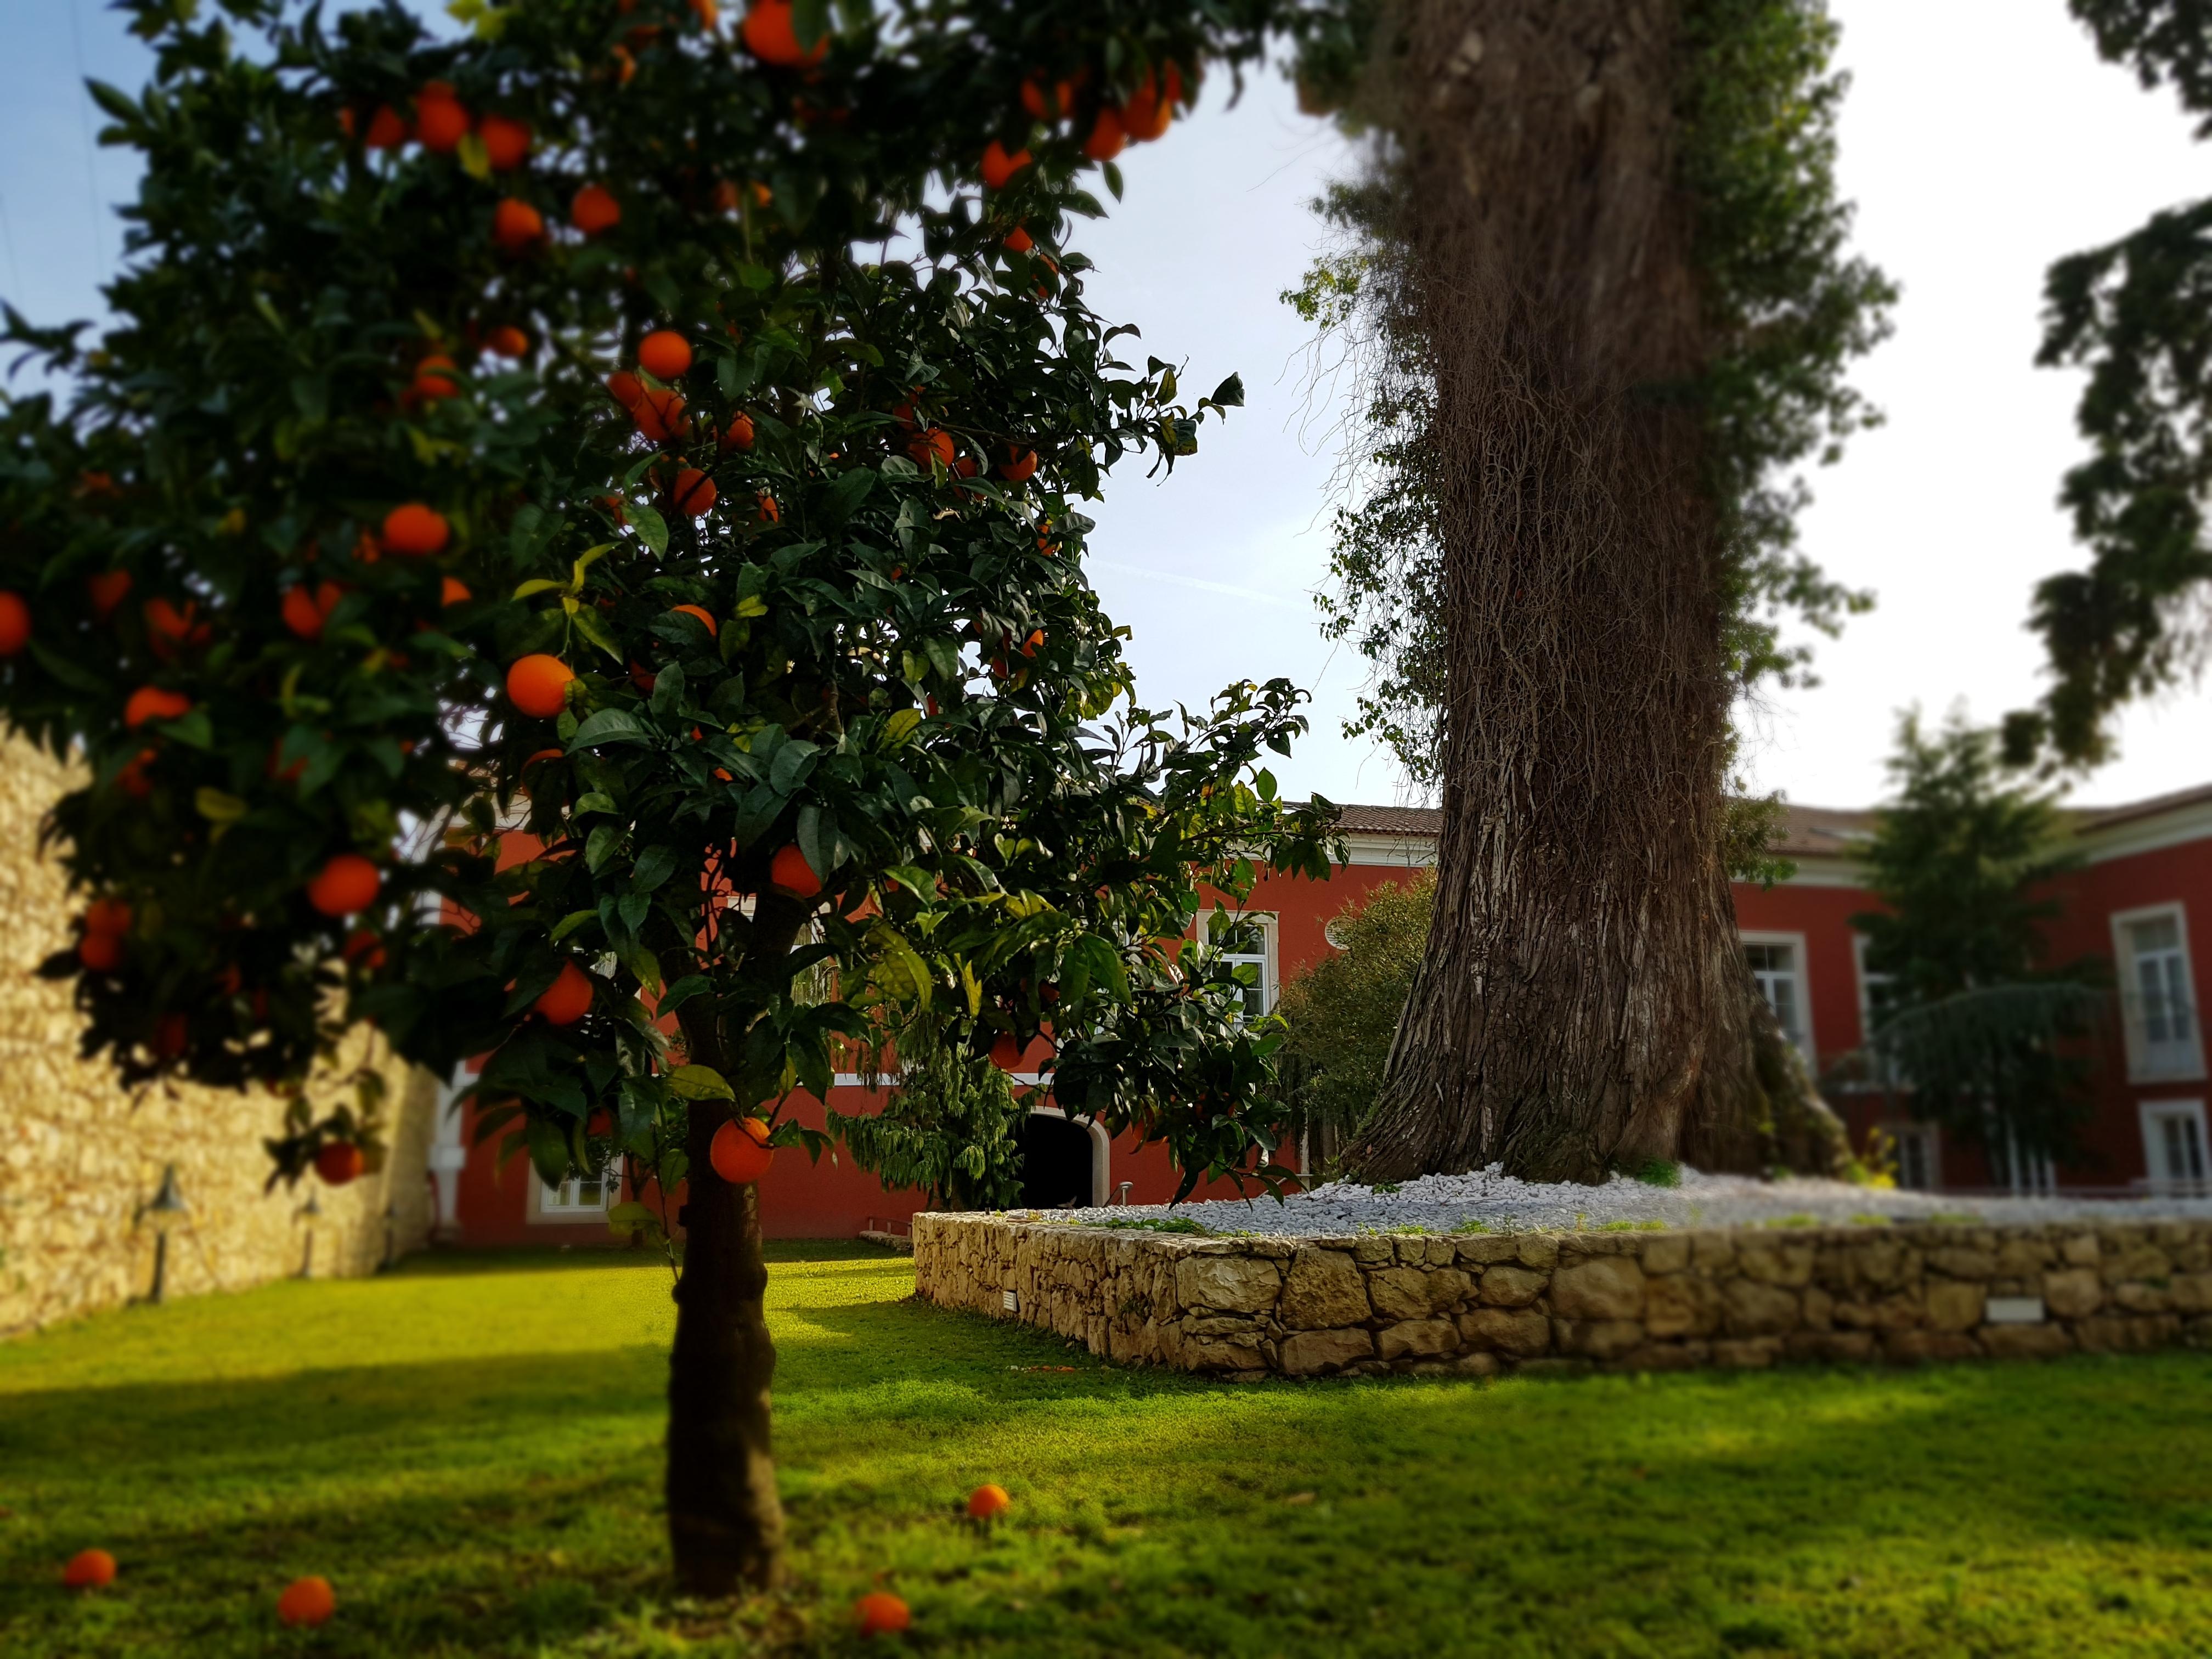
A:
[[1345, 0, 1846, 1183]]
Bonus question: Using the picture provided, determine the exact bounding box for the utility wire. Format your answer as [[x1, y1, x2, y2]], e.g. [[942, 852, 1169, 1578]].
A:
[[65, 0, 106, 285]]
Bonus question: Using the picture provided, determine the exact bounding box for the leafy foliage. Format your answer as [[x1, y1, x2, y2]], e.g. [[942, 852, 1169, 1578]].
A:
[[1273, 871, 1431, 1142], [1848, 716, 2107, 1161], [0, 0, 1341, 1207], [828, 1028, 1029, 1211], [1282, 0, 1892, 790]]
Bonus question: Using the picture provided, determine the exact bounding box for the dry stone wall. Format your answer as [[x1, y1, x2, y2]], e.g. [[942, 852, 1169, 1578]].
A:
[[912, 1212, 2212, 1378], [0, 736, 438, 1337]]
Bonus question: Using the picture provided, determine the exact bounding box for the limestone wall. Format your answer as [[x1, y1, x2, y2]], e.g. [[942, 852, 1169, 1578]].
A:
[[0, 736, 439, 1337], [913, 1212, 2212, 1379]]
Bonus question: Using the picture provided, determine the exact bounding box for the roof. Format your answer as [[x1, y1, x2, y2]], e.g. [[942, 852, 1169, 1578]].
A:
[[1324, 784, 2212, 857]]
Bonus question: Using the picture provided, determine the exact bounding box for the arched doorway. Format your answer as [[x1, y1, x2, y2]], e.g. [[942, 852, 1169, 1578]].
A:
[[1020, 1111, 1096, 1210]]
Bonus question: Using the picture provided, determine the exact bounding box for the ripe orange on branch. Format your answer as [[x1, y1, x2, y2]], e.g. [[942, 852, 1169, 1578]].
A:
[[493, 198, 544, 252], [381, 503, 449, 556], [742, 0, 827, 67], [669, 603, 718, 636], [123, 685, 191, 727], [1082, 107, 1126, 162], [980, 140, 1031, 189], [506, 654, 574, 718], [413, 82, 469, 152], [720, 411, 755, 452], [638, 330, 693, 380], [906, 427, 956, 469], [0, 591, 28, 656], [307, 853, 382, 918], [87, 570, 132, 619], [477, 113, 531, 170], [571, 183, 622, 235], [315, 1142, 365, 1186], [77, 931, 123, 972], [709, 1115, 774, 1183], [534, 961, 595, 1025], [769, 843, 821, 897]]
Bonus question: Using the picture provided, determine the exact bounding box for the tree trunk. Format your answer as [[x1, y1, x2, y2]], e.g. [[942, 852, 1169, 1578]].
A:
[[665, 1099, 786, 1594], [1345, 0, 1844, 1183]]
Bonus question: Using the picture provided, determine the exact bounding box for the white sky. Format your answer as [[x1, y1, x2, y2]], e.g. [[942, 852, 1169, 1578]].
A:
[[4, 0, 2205, 812]]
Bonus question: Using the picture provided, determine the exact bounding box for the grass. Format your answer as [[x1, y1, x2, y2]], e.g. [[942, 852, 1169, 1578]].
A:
[[3, 1245, 2211, 1657]]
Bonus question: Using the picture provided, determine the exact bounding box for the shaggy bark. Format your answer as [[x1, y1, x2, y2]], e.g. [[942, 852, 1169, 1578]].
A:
[[1344, 0, 1846, 1183]]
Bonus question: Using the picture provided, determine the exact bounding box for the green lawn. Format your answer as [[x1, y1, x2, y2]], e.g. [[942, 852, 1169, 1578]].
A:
[[3, 1245, 2210, 1657]]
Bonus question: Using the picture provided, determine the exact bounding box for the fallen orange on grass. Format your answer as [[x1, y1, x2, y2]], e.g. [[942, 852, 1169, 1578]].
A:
[[967, 1483, 1010, 1520], [277, 1576, 336, 1628], [61, 1549, 116, 1590], [853, 1592, 910, 1637]]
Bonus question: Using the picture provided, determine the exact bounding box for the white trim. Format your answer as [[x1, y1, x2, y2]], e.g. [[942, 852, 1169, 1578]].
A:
[[529, 1155, 622, 1224], [1888, 1120, 1941, 1192], [1740, 929, 1815, 1063], [1339, 834, 1435, 870], [1028, 1104, 1111, 1207], [428, 1068, 471, 1238], [2078, 797, 2212, 866], [1773, 854, 1869, 889], [2138, 1097, 2211, 1192], [1198, 906, 1278, 1018], [2110, 901, 2206, 1084]]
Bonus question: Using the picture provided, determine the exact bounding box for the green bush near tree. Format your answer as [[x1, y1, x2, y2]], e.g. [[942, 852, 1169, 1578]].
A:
[[1274, 872, 1433, 1153]]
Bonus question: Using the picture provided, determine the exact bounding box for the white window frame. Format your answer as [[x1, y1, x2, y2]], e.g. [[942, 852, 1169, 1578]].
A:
[[1887, 1121, 1940, 1192], [531, 1152, 624, 1224], [1740, 930, 1814, 1065], [1201, 909, 1277, 1020], [2138, 1098, 2210, 1194], [2111, 902, 2205, 1084]]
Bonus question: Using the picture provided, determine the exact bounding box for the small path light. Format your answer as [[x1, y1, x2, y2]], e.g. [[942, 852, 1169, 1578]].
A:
[[296, 1188, 321, 1279], [138, 1164, 190, 1305]]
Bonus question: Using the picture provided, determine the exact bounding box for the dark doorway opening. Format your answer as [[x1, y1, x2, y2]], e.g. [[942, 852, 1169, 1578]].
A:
[[1019, 1112, 1094, 1210]]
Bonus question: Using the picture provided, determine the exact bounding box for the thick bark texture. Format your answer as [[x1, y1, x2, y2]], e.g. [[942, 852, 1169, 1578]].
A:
[[1345, 0, 1846, 1183]]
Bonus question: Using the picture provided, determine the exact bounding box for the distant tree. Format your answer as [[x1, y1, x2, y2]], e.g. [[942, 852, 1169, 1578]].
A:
[[1850, 716, 2107, 1165], [2006, 0, 2212, 768], [1274, 872, 1433, 1153], [1283, 0, 1885, 1181], [830, 1028, 1029, 1212]]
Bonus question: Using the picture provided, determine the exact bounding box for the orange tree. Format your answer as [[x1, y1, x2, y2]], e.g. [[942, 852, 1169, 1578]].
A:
[[0, 0, 1336, 1593]]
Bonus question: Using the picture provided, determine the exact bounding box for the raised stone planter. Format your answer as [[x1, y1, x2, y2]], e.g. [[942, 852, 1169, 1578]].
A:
[[910, 1212, 2212, 1379]]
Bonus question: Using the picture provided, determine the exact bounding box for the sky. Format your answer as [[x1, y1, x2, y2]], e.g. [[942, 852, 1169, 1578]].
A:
[[3, 0, 2206, 813]]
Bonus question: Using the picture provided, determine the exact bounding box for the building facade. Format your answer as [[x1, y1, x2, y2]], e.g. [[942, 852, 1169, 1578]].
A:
[[437, 787, 2212, 1244]]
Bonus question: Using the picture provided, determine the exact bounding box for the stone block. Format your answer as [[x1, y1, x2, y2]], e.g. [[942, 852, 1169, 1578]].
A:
[[1644, 1274, 1718, 1340], [1368, 1266, 1436, 1323], [1279, 1249, 1371, 1330], [2075, 1314, 2177, 1354], [2040, 1267, 2103, 1318], [1881, 1329, 1982, 1364], [1639, 1234, 1690, 1276], [1480, 1265, 1548, 1308], [1455, 1235, 1521, 1266], [2105, 1245, 2172, 1283], [1711, 1338, 1780, 1368], [1783, 1330, 1877, 1364], [1452, 1351, 1502, 1376], [1735, 1242, 1815, 1288], [1378, 1317, 1460, 1363], [1995, 1237, 2055, 1277], [1516, 1234, 1561, 1271], [2113, 1281, 2172, 1314], [1173, 1254, 1280, 1316], [2060, 1233, 2102, 1267], [2168, 1272, 2212, 1314], [1929, 1247, 1996, 1280], [1550, 1256, 1645, 1321], [1279, 1327, 1374, 1377], [1178, 1338, 1268, 1372], [1620, 1342, 1708, 1371], [1459, 1306, 1552, 1357], [1556, 1318, 1645, 1361], [1721, 1278, 1801, 1337], [1351, 1236, 1394, 1267], [1979, 1323, 2073, 1359], [1925, 1279, 1986, 1333]]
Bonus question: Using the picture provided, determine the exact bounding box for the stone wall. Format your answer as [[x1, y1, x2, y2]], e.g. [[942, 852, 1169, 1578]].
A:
[[912, 1212, 2212, 1378], [0, 736, 439, 1337]]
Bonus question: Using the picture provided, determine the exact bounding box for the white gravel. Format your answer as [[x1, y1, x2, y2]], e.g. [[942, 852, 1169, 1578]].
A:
[[1030, 1165, 2212, 1237]]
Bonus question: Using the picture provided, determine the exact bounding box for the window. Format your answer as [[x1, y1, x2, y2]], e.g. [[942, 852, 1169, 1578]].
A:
[[535, 1154, 623, 1222], [1853, 935, 1908, 1090], [2115, 906, 2202, 1081], [1742, 935, 1812, 1062], [1210, 913, 1276, 1019], [2140, 1100, 2210, 1193], [1892, 1123, 1940, 1192], [1987, 1120, 2056, 1197]]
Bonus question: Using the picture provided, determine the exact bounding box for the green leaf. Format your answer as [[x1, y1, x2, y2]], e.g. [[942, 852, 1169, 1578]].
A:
[[629, 500, 670, 557], [881, 707, 921, 748], [632, 844, 678, 891], [571, 708, 651, 748], [820, 465, 874, 526], [569, 603, 625, 664], [550, 909, 599, 942], [194, 788, 248, 823], [667, 1064, 735, 1101], [1209, 373, 1246, 409], [456, 131, 492, 180]]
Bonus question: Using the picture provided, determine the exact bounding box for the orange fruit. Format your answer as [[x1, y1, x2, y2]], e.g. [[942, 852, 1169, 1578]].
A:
[[1020, 75, 1075, 122], [409, 353, 461, 402], [1082, 106, 1126, 162], [487, 324, 531, 358], [78, 931, 123, 972], [769, 843, 821, 898], [999, 447, 1039, 482], [572, 183, 622, 235], [754, 492, 781, 524], [62, 1549, 116, 1590], [382, 503, 450, 557], [691, 0, 721, 30], [365, 105, 409, 148], [1020, 628, 1044, 658], [116, 747, 156, 797], [123, 686, 191, 728], [709, 1117, 775, 1183], [534, 961, 595, 1025], [314, 1142, 365, 1185], [742, 0, 827, 67], [0, 590, 28, 656], [720, 411, 756, 452], [87, 570, 132, 619], [506, 654, 574, 718], [632, 387, 687, 442], [981, 140, 1031, 189], [989, 1031, 1023, 1070], [276, 1576, 336, 1628], [907, 428, 956, 469], [478, 113, 531, 169], [670, 602, 718, 636], [143, 595, 211, 657], [606, 370, 646, 409], [967, 1483, 1010, 1520], [853, 1592, 910, 1637], [343, 929, 387, 969], [638, 329, 693, 380], [493, 197, 544, 252], [1121, 64, 1182, 141], [414, 83, 469, 152], [1003, 225, 1033, 255], [86, 897, 132, 936], [281, 586, 325, 640], [307, 853, 381, 917]]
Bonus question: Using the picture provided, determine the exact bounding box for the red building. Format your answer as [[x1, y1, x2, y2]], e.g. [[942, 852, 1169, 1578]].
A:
[[435, 788, 2212, 1243]]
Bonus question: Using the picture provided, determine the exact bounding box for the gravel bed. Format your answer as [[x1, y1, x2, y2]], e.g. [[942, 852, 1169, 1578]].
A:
[[1035, 1165, 2212, 1237]]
